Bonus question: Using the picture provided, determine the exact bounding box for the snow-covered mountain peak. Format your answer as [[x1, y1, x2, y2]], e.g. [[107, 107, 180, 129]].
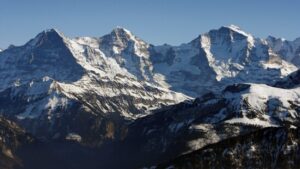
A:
[[201, 25, 255, 48], [44, 28, 62, 34], [28, 28, 67, 47], [184, 25, 297, 84], [112, 26, 134, 38], [197, 25, 255, 68], [214, 25, 255, 47], [227, 24, 241, 30], [223, 83, 300, 127], [266, 35, 300, 65], [266, 36, 286, 44], [98, 27, 150, 76], [73, 27, 141, 53], [40, 28, 65, 40], [225, 24, 252, 37], [103, 27, 141, 46], [1, 26, 300, 162], [190, 25, 254, 49]]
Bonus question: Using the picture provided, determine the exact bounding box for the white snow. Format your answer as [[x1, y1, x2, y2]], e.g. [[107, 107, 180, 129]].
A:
[[2, 26, 300, 122], [189, 123, 213, 131], [224, 83, 300, 126], [227, 25, 249, 36], [225, 117, 278, 127], [65, 133, 82, 142]]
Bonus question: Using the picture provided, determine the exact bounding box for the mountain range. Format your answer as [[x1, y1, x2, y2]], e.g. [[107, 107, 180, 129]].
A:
[[0, 25, 299, 169]]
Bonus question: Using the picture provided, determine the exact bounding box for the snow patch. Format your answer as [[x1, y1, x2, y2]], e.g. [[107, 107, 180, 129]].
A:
[[65, 133, 82, 142]]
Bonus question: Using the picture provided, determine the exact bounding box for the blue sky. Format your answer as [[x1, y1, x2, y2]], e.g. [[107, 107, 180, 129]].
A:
[[0, 0, 299, 48]]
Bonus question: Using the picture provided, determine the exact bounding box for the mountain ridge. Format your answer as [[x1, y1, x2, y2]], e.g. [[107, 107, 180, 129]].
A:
[[0, 25, 300, 168], [0, 25, 298, 133]]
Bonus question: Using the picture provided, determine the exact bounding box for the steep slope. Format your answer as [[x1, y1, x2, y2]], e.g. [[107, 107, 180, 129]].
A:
[[157, 127, 300, 169], [121, 82, 300, 168], [267, 36, 300, 66], [74, 25, 298, 97], [0, 28, 188, 144], [0, 117, 33, 169], [0, 29, 85, 90], [0, 26, 300, 168], [150, 25, 297, 96], [75, 27, 153, 81], [275, 68, 300, 88], [9, 79, 300, 169]]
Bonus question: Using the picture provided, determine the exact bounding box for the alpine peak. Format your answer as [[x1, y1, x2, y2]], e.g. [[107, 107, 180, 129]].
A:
[[41, 28, 65, 39], [113, 26, 132, 34], [219, 24, 253, 38], [28, 28, 66, 47], [227, 24, 242, 30], [44, 28, 60, 33], [266, 35, 286, 42], [109, 26, 136, 41]]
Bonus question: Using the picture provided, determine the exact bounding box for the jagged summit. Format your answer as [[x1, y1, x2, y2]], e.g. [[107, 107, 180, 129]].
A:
[[3, 26, 298, 95], [190, 25, 254, 46], [43, 28, 61, 34], [216, 24, 253, 38], [102, 26, 141, 45], [266, 35, 300, 44], [28, 28, 66, 47], [266, 35, 286, 43], [98, 27, 149, 60], [225, 24, 246, 34], [112, 26, 133, 36], [39, 28, 65, 39], [227, 24, 242, 30], [0, 25, 300, 169]]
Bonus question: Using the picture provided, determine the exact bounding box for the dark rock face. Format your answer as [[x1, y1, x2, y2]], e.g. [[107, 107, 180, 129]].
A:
[[274, 69, 300, 88], [157, 127, 300, 169], [224, 83, 251, 93], [0, 83, 130, 147], [0, 117, 33, 169], [150, 46, 176, 66]]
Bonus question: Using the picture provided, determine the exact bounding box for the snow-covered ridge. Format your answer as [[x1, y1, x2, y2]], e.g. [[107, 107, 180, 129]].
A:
[[223, 83, 300, 127], [0, 25, 299, 140], [121, 80, 300, 164], [225, 24, 254, 38], [1, 25, 299, 97], [153, 25, 297, 95], [266, 35, 300, 65], [0, 26, 191, 123], [27, 28, 67, 47]]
